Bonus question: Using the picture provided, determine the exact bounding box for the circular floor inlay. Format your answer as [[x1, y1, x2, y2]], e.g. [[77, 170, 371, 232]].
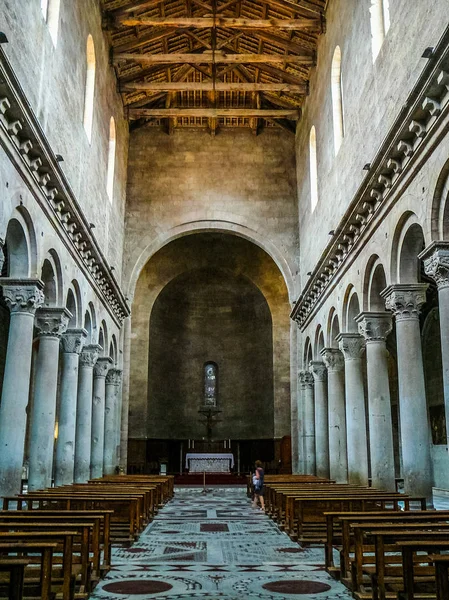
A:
[[276, 547, 305, 553], [126, 548, 147, 553], [262, 580, 332, 594], [103, 580, 173, 594]]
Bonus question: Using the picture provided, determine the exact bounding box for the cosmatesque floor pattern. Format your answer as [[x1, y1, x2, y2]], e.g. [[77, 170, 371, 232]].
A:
[[91, 487, 352, 600]]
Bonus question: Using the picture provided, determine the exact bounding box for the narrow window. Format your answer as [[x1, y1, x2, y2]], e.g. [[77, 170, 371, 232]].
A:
[[331, 46, 344, 154], [309, 126, 318, 212], [83, 35, 96, 143], [370, 0, 390, 61], [106, 117, 116, 202], [47, 0, 61, 46], [41, 0, 49, 19], [204, 362, 218, 407]]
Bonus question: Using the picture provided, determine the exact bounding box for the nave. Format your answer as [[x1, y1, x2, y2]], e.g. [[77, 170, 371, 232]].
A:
[[91, 487, 350, 600]]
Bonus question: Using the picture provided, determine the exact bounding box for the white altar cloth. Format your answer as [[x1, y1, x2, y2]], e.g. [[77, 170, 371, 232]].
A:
[[185, 453, 234, 473]]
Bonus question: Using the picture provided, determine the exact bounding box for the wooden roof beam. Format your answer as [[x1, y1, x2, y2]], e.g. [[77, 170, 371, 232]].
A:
[[129, 107, 300, 118], [247, 30, 316, 55], [117, 16, 322, 30], [113, 52, 315, 65], [121, 81, 308, 92]]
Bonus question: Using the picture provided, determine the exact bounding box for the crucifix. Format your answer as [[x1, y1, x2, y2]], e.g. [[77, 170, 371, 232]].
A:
[[198, 406, 222, 445]]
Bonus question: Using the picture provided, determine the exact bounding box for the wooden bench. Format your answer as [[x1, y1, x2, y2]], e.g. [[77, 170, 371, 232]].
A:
[[0, 557, 30, 600], [428, 554, 449, 600], [0, 542, 57, 600]]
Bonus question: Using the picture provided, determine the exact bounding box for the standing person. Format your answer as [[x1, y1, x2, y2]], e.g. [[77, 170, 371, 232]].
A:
[[252, 460, 265, 511]]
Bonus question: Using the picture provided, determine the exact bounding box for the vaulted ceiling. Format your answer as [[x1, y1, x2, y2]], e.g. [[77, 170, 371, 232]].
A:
[[102, 0, 327, 133]]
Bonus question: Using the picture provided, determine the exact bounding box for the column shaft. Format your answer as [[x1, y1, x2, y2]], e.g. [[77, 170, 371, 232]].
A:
[[0, 280, 44, 498], [321, 349, 348, 483], [383, 284, 433, 501], [104, 369, 122, 475], [357, 312, 396, 491], [337, 333, 369, 486], [310, 361, 329, 478], [302, 373, 316, 475], [119, 317, 131, 471], [91, 357, 112, 479]]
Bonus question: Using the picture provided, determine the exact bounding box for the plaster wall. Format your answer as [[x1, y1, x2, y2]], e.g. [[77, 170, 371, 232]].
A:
[[0, 0, 128, 280], [296, 0, 448, 283]]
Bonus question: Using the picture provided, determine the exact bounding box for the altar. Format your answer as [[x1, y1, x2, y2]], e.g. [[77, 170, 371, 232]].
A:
[[185, 453, 234, 473]]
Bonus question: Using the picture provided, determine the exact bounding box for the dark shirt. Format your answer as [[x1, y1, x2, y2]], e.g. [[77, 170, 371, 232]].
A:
[[256, 467, 264, 489]]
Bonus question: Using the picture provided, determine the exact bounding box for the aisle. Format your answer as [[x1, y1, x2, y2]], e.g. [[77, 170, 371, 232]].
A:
[[91, 487, 351, 599]]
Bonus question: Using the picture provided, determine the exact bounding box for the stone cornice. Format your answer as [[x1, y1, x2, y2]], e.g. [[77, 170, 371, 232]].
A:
[[0, 48, 130, 327], [291, 25, 449, 330]]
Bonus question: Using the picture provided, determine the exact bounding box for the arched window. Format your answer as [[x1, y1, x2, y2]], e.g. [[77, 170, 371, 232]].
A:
[[41, 0, 60, 46], [331, 46, 344, 154], [309, 126, 318, 212], [83, 35, 96, 143], [204, 362, 218, 407], [106, 117, 116, 202], [370, 0, 390, 61]]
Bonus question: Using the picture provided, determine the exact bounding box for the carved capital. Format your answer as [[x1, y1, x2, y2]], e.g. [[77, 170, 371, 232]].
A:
[[35, 307, 71, 338], [336, 333, 365, 360], [382, 284, 428, 321], [79, 344, 101, 368], [61, 328, 87, 354], [320, 348, 344, 372], [0, 238, 4, 274], [309, 360, 327, 382], [356, 311, 392, 342], [419, 242, 449, 290], [106, 368, 122, 386], [0, 278, 44, 315], [94, 356, 113, 378]]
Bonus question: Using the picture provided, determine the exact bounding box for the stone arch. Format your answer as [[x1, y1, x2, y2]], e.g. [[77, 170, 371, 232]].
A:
[[342, 284, 361, 333], [303, 336, 312, 368], [3, 207, 38, 278], [99, 320, 108, 356], [126, 221, 296, 303], [88, 302, 97, 342], [431, 159, 449, 241], [109, 334, 117, 364], [327, 308, 340, 347], [309, 125, 318, 211], [369, 0, 390, 61], [66, 280, 82, 327], [363, 254, 388, 311], [106, 116, 116, 202], [41, 249, 63, 306], [390, 212, 426, 283], [83, 310, 92, 343], [314, 325, 325, 358], [65, 288, 77, 328]]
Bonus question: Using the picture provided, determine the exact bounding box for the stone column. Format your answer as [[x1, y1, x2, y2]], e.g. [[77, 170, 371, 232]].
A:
[[104, 368, 122, 475], [336, 333, 369, 486], [309, 361, 330, 478], [54, 328, 87, 486], [74, 344, 100, 483], [90, 357, 112, 479], [0, 279, 44, 497], [356, 312, 396, 491], [28, 308, 71, 491], [119, 316, 131, 472], [297, 371, 307, 473], [302, 372, 316, 475], [382, 284, 433, 501], [320, 348, 348, 483], [420, 242, 449, 455]]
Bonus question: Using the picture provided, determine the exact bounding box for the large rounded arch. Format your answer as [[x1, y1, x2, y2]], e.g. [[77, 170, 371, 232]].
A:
[[314, 325, 325, 358], [390, 212, 426, 283], [363, 254, 388, 311], [66, 280, 82, 328], [431, 159, 449, 241], [327, 308, 340, 347], [40, 249, 63, 307], [342, 284, 361, 333], [303, 336, 313, 368], [125, 221, 296, 303]]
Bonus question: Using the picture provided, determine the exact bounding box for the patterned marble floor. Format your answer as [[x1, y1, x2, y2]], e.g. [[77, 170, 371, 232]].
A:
[[91, 487, 352, 600]]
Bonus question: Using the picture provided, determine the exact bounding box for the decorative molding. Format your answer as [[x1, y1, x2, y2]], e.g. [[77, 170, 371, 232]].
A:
[[0, 48, 130, 326], [61, 328, 88, 354], [106, 368, 122, 386], [382, 284, 428, 321], [356, 311, 393, 342], [320, 348, 344, 372], [420, 241, 449, 290], [291, 25, 449, 329], [309, 360, 326, 382], [35, 307, 71, 338], [0, 278, 44, 314], [336, 333, 365, 360], [94, 356, 113, 378], [79, 344, 101, 368]]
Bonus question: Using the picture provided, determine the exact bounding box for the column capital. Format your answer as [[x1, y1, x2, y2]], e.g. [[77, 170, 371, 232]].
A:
[[35, 307, 71, 339], [309, 360, 327, 382], [94, 356, 113, 378], [336, 332, 365, 360], [0, 278, 44, 315], [356, 311, 392, 342], [106, 368, 122, 386], [79, 344, 101, 368], [320, 348, 344, 372], [419, 241, 449, 290], [61, 328, 88, 354], [381, 284, 428, 321]]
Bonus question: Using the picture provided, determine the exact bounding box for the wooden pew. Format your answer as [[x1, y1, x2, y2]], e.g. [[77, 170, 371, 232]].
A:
[[0, 542, 57, 600], [428, 554, 449, 600], [396, 540, 449, 600], [0, 557, 30, 600]]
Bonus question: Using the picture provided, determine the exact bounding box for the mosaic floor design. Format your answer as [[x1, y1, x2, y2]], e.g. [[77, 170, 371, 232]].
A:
[[91, 487, 353, 600]]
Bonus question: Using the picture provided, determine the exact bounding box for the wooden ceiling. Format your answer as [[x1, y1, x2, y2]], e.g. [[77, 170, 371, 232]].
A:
[[101, 0, 327, 133]]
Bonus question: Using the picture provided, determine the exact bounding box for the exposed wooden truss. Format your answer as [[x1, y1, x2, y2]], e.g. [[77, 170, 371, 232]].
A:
[[102, 0, 327, 132]]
